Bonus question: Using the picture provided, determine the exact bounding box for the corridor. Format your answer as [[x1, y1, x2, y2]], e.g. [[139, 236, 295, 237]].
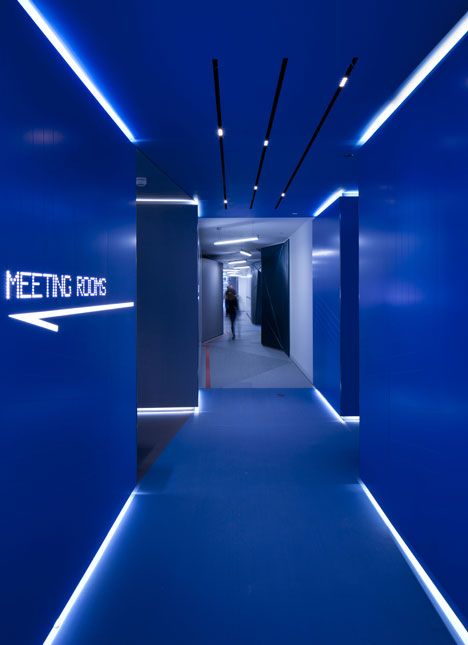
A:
[[3, 1, 468, 642], [54, 390, 452, 644], [201, 311, 312, 388]]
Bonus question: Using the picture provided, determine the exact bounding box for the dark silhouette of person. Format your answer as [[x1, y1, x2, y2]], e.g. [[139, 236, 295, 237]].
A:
[[225, 285, 239, 339]]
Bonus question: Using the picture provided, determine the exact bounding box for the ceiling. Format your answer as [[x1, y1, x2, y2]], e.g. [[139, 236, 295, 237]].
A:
[[28, 1, 467, 217], [199, 217, 308, 264]]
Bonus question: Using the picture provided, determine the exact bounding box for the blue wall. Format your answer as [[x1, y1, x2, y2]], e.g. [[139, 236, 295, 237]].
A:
[[359, 37, 468, 627], [313, 197, 359, 415], [1, 5, 136, 643]]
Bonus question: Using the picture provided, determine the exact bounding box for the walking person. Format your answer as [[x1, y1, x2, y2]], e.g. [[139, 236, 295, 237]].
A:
[[225, 285, 239, 339]]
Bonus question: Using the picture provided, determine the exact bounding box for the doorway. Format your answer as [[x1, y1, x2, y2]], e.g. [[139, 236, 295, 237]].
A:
[[199, 218, 313, 388]]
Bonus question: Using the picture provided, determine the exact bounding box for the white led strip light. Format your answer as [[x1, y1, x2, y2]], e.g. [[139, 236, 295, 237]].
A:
[[313, 188, 359, 218], [137, 407, 199, 414], [136, 198, 198, 205], [214, 236, 259, 246], [17, 0, 135, 142], [313, 388, 345, 425], [358, 12, 468, 146], [43, 492, 136, 644], [360, 481, 468, 644]]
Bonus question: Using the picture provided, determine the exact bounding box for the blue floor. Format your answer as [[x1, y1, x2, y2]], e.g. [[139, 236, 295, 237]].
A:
[[55, 390, 453, 644]]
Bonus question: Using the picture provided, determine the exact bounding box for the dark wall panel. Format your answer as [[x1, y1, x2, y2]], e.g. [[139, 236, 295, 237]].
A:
[[137, 204, 198, 408], [201, 258, 223, 342], [261, 242, 289, 354], [359, 37, 468, 627], [251, 266, 262, 325], [0, 5, 136, 643]]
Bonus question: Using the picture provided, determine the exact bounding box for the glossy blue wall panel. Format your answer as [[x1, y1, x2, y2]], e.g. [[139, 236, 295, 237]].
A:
[[313, 202, 341, 410], [137, 203, 199, 408], [0, 5, 136, 643], [313, 198, 359, 415], [359, 37, 468, 626], [340, 198, 359, 415], [261, 242, 290, 355]]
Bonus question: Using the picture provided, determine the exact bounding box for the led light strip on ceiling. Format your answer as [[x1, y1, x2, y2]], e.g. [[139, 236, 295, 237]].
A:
[[358, 11, 468, 146], [312, 188, 359, 218], [214, 236, 259, 246], [212, 59, 229, 209], [249, 58, 288, 208], [275, 57, 358, 209], [17, 0, 135, 142]]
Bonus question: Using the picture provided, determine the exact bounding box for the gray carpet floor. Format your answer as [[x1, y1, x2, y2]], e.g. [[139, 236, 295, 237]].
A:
[[201, 311, 312, 388]]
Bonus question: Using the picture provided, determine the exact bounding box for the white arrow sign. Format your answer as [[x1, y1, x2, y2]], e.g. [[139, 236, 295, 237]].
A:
[[9, 302, 134, 332]]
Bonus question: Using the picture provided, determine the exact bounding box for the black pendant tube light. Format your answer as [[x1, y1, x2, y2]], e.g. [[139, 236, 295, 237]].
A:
[[275, 57, 358, 209]]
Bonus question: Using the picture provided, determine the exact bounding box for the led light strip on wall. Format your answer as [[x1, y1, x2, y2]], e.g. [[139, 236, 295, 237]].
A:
[[360, 481, 468, 644], [312, 188, 359, 218], [136, 198, 198, 205], [17, 0, 135, 142], [313, 388, 345, 425], [43, 492, 136, 644], [358, 11, 468, 146], [137, 407, 199, 414]]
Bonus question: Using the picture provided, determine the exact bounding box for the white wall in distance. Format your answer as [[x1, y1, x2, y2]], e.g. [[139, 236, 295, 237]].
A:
[[237, 274, 252, 314], [289, 219, 313, 382]]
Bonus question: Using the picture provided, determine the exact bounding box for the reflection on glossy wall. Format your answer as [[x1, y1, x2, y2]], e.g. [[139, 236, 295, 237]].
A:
[[359, 36, 468, 627], [0, 5, 136, 643]]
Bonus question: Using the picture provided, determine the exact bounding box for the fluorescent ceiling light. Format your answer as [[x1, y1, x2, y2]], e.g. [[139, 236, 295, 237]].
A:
[[313, 188, 359, 218], [240, 250, 252, 257], [358, 12, 468, 146], [17, 0, 135, 143], [214, 236, 259, 246], [228, 260, 247, 265], [43, 492, 136, 644], [360, 481, 468, 644], [136, 197, 198, 205]]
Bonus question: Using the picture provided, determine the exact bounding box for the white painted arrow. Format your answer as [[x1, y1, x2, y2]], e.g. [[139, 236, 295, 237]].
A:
[[9, 302, 134, 332]]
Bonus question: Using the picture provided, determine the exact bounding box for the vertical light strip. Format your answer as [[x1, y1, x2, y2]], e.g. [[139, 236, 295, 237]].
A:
[[358, 11, 468, 146], [360, 481, 468, 645], [17, 0, 135, 142], [43, 492, 136, 644]]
